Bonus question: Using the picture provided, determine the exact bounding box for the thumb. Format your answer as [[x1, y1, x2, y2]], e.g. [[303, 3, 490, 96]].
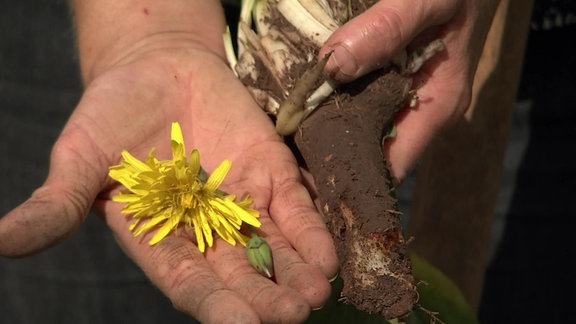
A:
[[319, 0, 458, 82], [0, 126, 108, 257]]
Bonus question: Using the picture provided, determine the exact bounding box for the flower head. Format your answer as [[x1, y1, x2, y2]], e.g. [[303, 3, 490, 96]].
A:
[[108, 122, 261, 252]]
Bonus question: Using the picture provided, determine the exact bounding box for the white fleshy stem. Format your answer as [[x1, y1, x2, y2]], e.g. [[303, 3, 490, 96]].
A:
[[304, 79, 339, 115], [276, 0, 338, 47], [223, 26, 238, 74]]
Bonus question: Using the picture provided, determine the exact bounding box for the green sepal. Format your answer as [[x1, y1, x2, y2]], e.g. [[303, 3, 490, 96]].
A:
[[246, 233, 274, 278]]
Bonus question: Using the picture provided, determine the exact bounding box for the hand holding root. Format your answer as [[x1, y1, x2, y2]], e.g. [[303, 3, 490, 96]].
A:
[[231, 0, 449, 319], [294, 40, 445, 318]]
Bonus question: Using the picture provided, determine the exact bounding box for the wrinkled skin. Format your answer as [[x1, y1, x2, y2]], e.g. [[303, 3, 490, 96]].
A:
[[0, 0, 499, 323], [0, 45, 338, 323]]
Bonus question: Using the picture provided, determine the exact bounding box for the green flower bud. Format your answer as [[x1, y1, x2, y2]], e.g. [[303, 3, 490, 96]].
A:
[[246, 233, 274, 278]]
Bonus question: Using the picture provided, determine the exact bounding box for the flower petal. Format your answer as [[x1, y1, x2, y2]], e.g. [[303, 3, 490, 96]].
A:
[[204, 160, 231, 192], [109, 122, 261, 252], [188, 149, 201, 178], [198, 208, 214, 248], [217, 198, 261, 228], [149, 210, 181, 245], [192, 214, 206, 253], [133, 214, 166, 237], [121, 150, 152, 173], [211, 219, 237, 246], [171, 122, 186, 162]]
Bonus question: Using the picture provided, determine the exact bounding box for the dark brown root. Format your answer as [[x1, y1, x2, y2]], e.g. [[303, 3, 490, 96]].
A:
[[294, 69, 417, 318]]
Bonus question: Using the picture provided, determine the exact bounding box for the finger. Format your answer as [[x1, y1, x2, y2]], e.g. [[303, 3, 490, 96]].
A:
[[319, 0, 459, 82], [102, 202, 261, 323], [384, 51, 472, 181], [268, 176, 339, 280], [259, 216, 332, 309], [222, 146, 336, 311], [151, 239, 261, 323], [226, 157, 335, 309], [383, 0, 485, 182], [0, 125, 108, 257], [228, 142, 339, 281]]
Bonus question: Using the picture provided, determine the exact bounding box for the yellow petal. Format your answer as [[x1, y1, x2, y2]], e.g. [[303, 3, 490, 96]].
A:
[[108, 122, 263, 252], [171, 122, 184, 144], [213, 217, 239, 246], [208, 199, 241, 228], [171, 122, 186, 161], [133, 215, 166, 237], [204, 160, 231, 192], [231, 230, 251, 247], [149, 211, 181, 245], [188, 149, 201, 177], [215, 198, 261, 228], [108, 167, 139, 189], [198, 208, 214, 248], [121, 150, 152, 173], [235, 195, 255, 208], [129, 219, 141, 231], [192, 214, 206, 253], [112, 193, 140, 202], [144, 148, 158, 166]]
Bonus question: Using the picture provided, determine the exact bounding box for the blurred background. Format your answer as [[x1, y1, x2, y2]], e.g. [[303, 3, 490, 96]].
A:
[[1, 0, 574, 323]]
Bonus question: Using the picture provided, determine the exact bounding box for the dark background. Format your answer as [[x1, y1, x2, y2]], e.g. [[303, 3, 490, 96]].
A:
[[478, 4, 576, 322], [0, 1, 574, 323]]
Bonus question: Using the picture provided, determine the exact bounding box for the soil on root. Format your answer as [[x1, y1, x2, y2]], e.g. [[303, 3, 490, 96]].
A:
[[294, 69, 417, 318]]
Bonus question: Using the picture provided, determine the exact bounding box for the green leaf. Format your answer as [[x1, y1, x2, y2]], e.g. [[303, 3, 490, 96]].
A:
[[305, 275, 389, 324], [383, 123, 397, 141], [407, 253, 479, 324]]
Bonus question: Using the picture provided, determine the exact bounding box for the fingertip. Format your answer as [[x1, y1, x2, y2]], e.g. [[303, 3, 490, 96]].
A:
[[317, 238, 339, 281], [271, 237, 335, 310], [284, 265, 332, 310], [268, 290, 311, 323], [320, 4, 405, 82], [298, 227, 339, 280], [248, 284, 311, 323], [320, 0, 459, 82], [383, 107, 431, 182], [321, 42, 359, 83]]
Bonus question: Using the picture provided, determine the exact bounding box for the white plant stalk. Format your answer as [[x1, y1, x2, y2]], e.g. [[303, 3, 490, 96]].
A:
[[276, 0, 338, 47], [226, 0, 347, 134]]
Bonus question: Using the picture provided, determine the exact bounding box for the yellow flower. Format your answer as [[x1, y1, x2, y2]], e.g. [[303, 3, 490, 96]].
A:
[[108, 122, 261, 252]]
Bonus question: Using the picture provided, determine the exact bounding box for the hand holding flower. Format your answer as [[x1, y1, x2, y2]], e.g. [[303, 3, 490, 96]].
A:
[[0, 1, 338, 323]]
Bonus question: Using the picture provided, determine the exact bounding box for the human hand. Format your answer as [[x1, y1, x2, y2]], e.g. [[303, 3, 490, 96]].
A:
[[319, 0, 500, 180], [0, 5, 338, 324]]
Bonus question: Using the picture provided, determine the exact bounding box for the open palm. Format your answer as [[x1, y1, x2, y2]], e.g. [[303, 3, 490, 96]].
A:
[[0, 46, 338, 323]]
